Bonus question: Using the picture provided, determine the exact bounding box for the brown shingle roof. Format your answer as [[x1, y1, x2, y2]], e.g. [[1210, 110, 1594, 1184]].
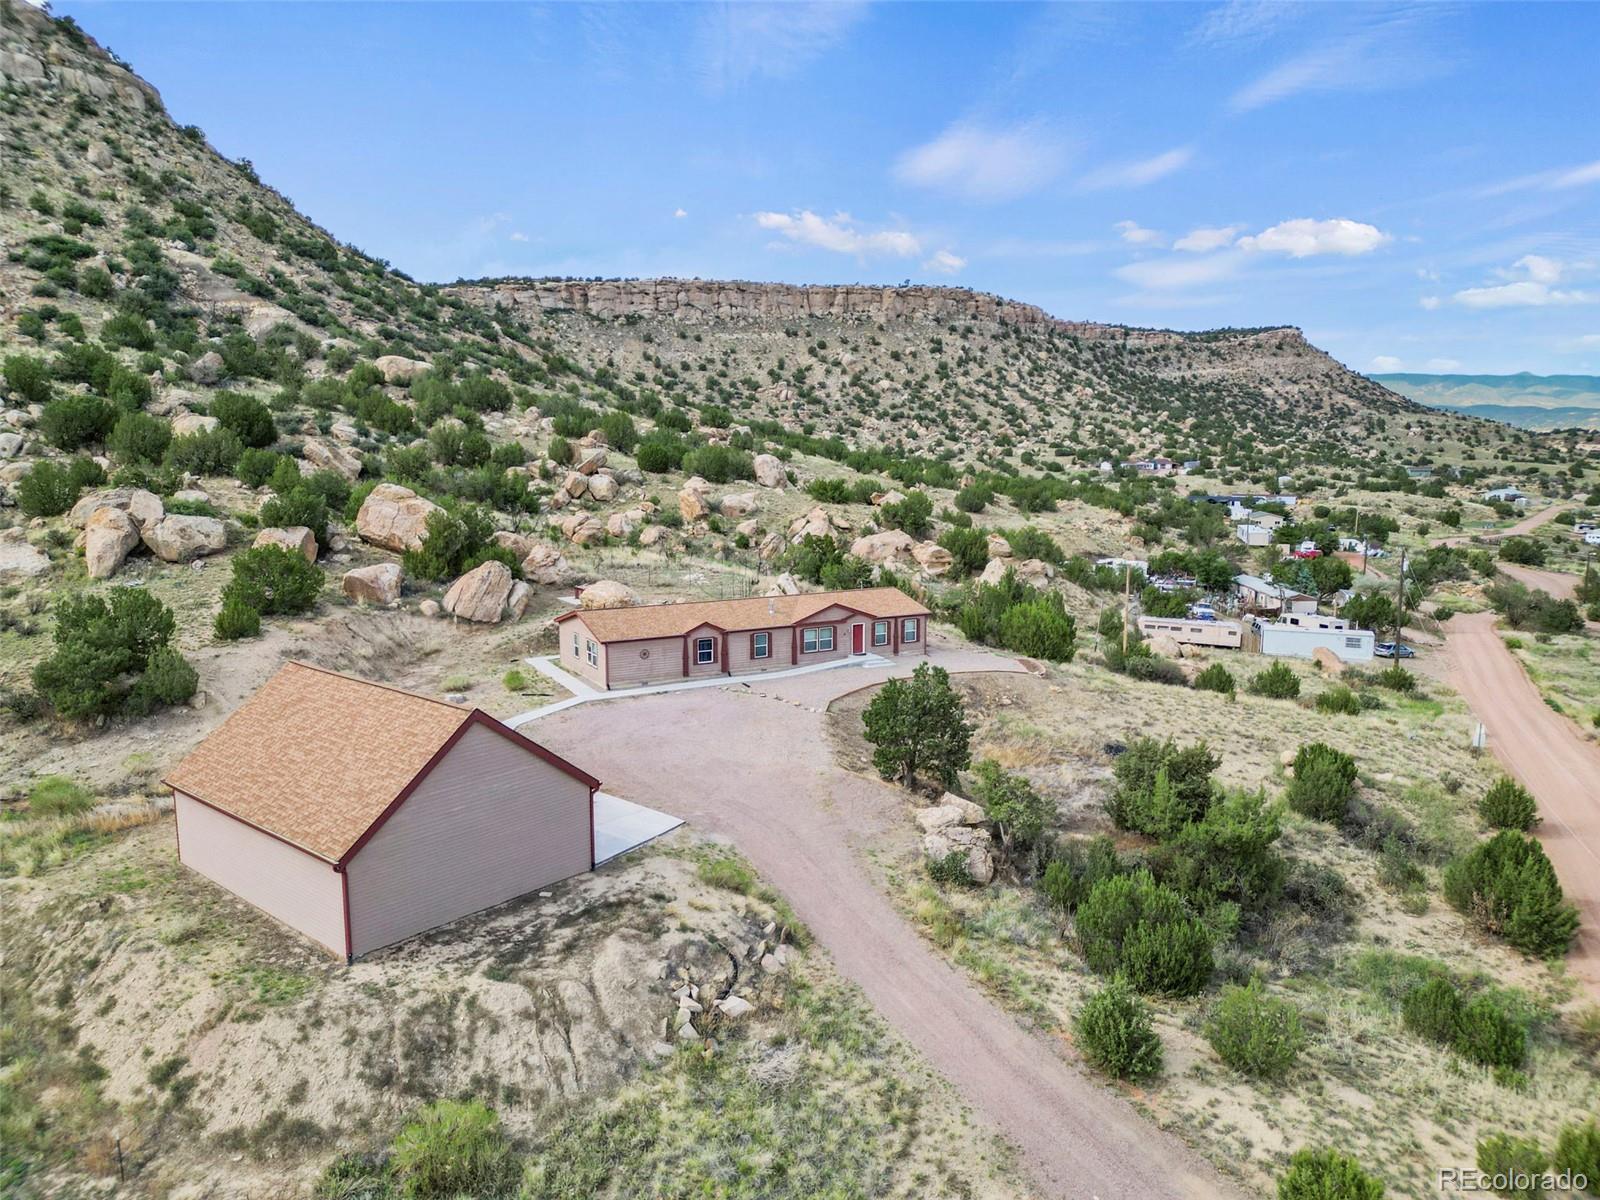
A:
[[164, 663, 476, 863], [558, 586, 930, 643]]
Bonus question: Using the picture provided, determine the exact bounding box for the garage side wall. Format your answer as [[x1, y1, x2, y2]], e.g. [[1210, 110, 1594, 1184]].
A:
[[344, 723, 593, 958], [174, 792, 345, 957]]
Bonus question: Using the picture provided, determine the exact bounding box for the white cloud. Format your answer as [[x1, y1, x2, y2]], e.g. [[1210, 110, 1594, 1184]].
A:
[[1425, 358, 1462, 371], [753, 210, 920, 258], [1190, 1, 1304, 46], [1370, 355, 1404, 372], [922, 249, 967, 275], [1480, 157, 1600, 197], [1174, 224, 1244, 253], [1453, 255, 1595, 308], [1419, 295, 1442, 310], [696, 1, 867, 91], [1114, 252, 1243, 291], [1236, 217, 1390, 258], [1079, 146, 1193, 191], [1114, 220, 1164, 247], [894, 120, 1067, 202], [1227, 10, 1444, 113], [673, 208, 688, 219], [1454, 281, 1592, 309], [509, 231, 529, 242]]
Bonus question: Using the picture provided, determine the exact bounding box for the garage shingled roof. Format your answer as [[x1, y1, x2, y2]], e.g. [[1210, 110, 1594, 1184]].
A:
[[556, 586, 930, 643]]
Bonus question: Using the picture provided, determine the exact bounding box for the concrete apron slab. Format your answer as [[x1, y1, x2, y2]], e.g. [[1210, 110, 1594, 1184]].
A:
[[592, 791, 683, 865]]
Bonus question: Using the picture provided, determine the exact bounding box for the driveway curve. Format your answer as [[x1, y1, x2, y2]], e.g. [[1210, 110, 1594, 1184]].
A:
[[1442, 612, 1600, 999], [528, 645, 1243, 1200]]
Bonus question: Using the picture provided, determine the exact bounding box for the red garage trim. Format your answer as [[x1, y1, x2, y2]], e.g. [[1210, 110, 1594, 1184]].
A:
[[338, 865, 352, 963]]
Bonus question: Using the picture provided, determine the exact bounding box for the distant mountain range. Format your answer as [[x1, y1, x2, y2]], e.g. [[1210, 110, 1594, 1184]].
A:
[[1373, 372, 1600, 430]]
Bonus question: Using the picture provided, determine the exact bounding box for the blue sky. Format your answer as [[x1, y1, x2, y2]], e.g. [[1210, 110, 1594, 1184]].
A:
[[55, 1, 1600, 375]]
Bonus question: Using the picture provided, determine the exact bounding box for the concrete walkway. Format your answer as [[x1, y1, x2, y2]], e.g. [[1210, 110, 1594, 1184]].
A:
[[508, 651, 893, 727]]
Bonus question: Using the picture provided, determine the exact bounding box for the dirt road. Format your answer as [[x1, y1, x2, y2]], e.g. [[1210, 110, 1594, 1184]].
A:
[[1498, 561, 1582, 602], [1441, 501, 1567, 548], [529, 646, 1243, 1200], [1442, 612, 1600, 999]]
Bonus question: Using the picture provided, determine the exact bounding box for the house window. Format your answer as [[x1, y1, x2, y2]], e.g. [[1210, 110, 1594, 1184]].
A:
[[571, 632, 579, 657], [901, 617, 920, 643], [872, 620, 890, 646], [802, 626, 834, 653], [586, 639, 598, 667], [696, 637, 716, 665], [752, 632, 771, 659]]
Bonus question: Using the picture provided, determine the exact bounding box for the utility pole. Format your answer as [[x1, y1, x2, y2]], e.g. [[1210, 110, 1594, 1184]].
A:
[[1356, 508, 1369, 575], [1394, 548, 1408, 644], [1122, 563, 1131, 654]]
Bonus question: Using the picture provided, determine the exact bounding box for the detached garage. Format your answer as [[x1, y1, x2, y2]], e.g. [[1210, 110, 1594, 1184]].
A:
[[164, 662, 601, 961]]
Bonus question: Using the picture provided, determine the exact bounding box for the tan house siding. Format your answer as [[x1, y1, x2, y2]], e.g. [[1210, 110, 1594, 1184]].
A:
[[344, 723, 592, 958], [684, 623, 726, 679], [558, 616, 607, 688], [725, 625, 795, 673], [175, 792, 345, 957], [605, 635, 688, 687]]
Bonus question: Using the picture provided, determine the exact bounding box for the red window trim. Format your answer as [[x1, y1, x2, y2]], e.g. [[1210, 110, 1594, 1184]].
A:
[[694, 635, 717, 665], [799, 622, 836, 654]]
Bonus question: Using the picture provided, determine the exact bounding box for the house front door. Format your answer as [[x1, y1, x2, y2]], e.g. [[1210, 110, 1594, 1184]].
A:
[[851, 623, 865, 654]]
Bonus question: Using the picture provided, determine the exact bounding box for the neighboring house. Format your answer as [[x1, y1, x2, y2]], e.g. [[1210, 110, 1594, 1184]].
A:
[[1136, 615, 1244, 649], [1483, 487, 1525, 503], [1095, 556, 1150, 574], [1234, 573, 1318, 615], [1236, 523, 1273, 547], [555, 586, 931, 690], [1585, 529, 1600, 547], [1405, 466, 1433, 479], [164, 662, 601, 962], [1246, 615, 1375, 663]]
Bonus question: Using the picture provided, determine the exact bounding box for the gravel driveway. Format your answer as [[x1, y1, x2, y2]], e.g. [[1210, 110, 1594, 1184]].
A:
[[531, 644, 1243, 1199]]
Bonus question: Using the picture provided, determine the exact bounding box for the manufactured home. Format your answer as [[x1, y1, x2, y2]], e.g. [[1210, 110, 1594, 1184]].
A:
[[164, 663, 602, 961], [555, 586, 931, 690], [1136, 615, 1244, 649], [1234, 574, 1318, 615], [1246, 615, 1375, 663]]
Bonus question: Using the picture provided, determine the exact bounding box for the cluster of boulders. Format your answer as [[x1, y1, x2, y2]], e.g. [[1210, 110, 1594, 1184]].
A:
[[918, 793, 996, 884], [68, 487, 227, 578], [440, 559, 534, 624], [677, 476, 759, 524], [664, 925, 788, 1044]]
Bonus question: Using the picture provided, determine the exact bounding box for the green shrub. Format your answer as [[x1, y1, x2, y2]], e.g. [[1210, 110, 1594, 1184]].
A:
[[1074, 977, 1163, 1081], [259, 488, 329, 550], [214, 594, 263, 641], [1205, 978, 1305, 1079], [165, 427, 244, 475], [1076, 870, 1213, 996], [1040, 835, 1122, 913], [107, 410, 172, 464], [1375, 664, 1416, 693], [41, 393, 116, 450], [968, 759, 1054, 857], [1478, 777, 1538, 831], [1552, 1120, 1600, 1192], [954, 482, 991, 513], [633, 438, 674, 473], [1106, 736, 1219, 837], [1443, 830, 1578, 958], [936, 525, 989, 577], [1401, 977, 1462, 1045], [211, 391, 277, 448], [996, 597, 1077, 662], [1286, 743, 1358, 823], [679, 443, 753, 484], [1193, 662, 1235, 696], [237, 447, 290, 488], [1316, 685, 1362, 715], [1277, 1148, 1385, 1200], [32, 590, 191, 719], [27, 776, 94, 817], [106, 367, 153, 410], [1248, 661, 1301, 699], [389, 1099, 514, 1200], [1156, 788, 1285, 912], [403, 506, 494, 583], [878, 490, 933, 538], [221, 545, 323, 617], [101, 310, 155, 351], [128, 646, 199, 715], [4, 353, 53, 405], [926, 849, 976, 887], [1453, 994, 1528, 1070], [861, 662, 973, 789], [1475, 1133, 1547, 1200], [17, 458, 99, 517]]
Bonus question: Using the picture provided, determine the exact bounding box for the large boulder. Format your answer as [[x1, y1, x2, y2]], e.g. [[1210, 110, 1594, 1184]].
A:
[[0, 432, 25, 458], [187, 351, 224, 385], [579, 580, 638, 610], [872, 490, 907, 508], [719, 491, 758, 518], [491, 531, 537, 561], [922, 827, 995, 885], [522, 543, 576, 586], [915, 795, 987, 831], [0, 528, 50, 578], [560, 513, 605, 545], [254, 525, 318, 563], [758, 531, 786, 561], [506, 581, 534, 620], [587, 473, 619, 503], [753, 454, 786, 489], [764, 572, 801, 596], [442, 560, 514, 623], [83, 506, 141, 578], [679, 477, 714, 522], [912, 541, 954, 576], [302, 438, 363, 482], [69, 487, 164, 533], [342, 562, 403, 605], [575, 447, 607, 476], [1146, 632, 1183, 659], [374, 355, 429, 385], [850, 530, 916, 566], [978, 558, 1010, 587], [787, 507, 836, 542], [987, 534, 1013, 559], [605, 509, 640, 539], [143, 514, 227, 562], [170, 411, 219, 437], [355, 483, 440, 552], [1014, 558, 1056, 587]]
